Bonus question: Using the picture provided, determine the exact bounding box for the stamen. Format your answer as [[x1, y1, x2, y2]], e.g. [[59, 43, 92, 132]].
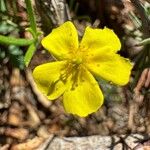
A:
[[47, 80, 59, 96], [72, 57, 83, 65], [71, 69, 80, 90], [60, 63, 73, 82]]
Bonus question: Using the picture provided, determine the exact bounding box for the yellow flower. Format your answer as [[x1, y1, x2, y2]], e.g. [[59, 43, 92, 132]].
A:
[[33, 21, 133, 117]]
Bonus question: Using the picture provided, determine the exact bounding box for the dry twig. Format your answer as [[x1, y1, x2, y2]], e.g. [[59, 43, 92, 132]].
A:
[[134, 68, 150, 94], [25, 69, 52, 108]]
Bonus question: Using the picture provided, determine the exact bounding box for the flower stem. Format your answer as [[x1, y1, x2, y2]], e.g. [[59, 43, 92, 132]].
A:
[[0, 35, 34, 46]]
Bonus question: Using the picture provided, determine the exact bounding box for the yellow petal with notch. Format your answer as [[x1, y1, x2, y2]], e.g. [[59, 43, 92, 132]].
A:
[[33, 61, 67, 100], [86, 53, 133, 85], [63, 67, 104, 117], [80, 27, 121, 53], [42, 21, 79, 60]]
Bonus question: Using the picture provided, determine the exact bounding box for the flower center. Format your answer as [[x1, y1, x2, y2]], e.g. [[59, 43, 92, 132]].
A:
[[72, 57, 83, 65]]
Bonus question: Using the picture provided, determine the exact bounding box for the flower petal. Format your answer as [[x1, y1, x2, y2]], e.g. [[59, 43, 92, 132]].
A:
[[63, 67, 104, 117], [86, 54, 133, 85], [33, 61, 67, 100], [42, 21, 78, 60], [80, 27, 121, 53]]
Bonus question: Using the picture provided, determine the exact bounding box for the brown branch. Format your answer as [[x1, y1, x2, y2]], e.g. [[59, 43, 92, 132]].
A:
[[134, 68, 150, 94], [145, 69, 150, 87]]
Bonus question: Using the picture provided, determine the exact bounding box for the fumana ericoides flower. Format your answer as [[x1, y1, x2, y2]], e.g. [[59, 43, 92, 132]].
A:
[[33, 21, 133, 117]]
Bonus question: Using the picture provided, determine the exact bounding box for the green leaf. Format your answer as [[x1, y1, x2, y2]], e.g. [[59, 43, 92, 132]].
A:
[[25, 0, 37, 34], [8, 45, 25, 69], [0, 49, 5, 59], [0, 0, 6, 12], [0, 35, 34, 46], [24, 43, 36, 67]]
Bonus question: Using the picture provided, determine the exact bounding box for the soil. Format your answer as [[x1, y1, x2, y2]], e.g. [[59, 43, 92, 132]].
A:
[[0, 0, 150, 149], [0, 50, 150, 149]]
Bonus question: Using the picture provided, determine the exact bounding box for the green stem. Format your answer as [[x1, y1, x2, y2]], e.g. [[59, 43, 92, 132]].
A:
[[0, 35, 34, 46], [25, 0, 37, 34]]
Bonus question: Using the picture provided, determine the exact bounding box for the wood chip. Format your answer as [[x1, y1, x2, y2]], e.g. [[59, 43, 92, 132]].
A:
[[25, 102, 41, 127], [10, 69, 24, 87], [5, 128, 29, 141], [8, 102, 23, 126], [10, 137, 44, 150], [0, 144, 10, 150]]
